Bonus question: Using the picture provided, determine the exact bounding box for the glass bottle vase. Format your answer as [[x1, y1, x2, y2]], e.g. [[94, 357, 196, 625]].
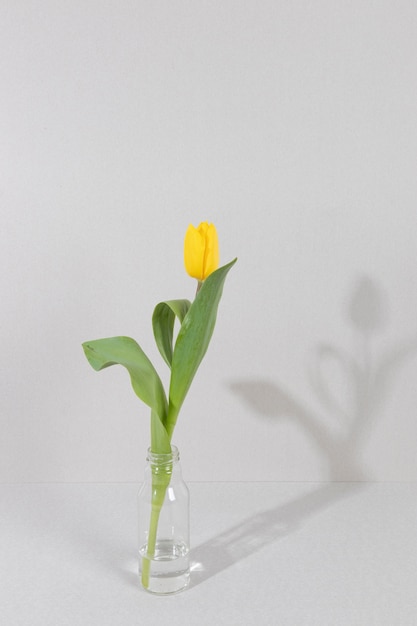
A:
[[138, 445, 190, 594]]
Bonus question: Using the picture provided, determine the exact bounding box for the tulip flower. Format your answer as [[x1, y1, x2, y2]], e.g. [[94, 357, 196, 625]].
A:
[[82, 222, 236, 590], [184, 222, 219, 282]]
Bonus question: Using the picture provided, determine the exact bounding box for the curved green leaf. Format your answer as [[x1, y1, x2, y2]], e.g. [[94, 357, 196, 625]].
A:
[[82, 336, 170, 452], [152, 299, 191, 368], [167, 258, 237, 437]]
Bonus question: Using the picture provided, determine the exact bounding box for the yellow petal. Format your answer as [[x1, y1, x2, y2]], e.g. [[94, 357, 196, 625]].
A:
[[202, 223, 219, 280], [184, 224, 205, 280]]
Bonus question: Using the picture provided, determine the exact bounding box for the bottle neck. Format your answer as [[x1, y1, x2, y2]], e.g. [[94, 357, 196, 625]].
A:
[[146, 445, 180, 476], [147, 445, 179, 465]]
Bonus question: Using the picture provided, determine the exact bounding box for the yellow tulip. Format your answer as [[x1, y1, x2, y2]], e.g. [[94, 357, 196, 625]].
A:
[[184, 222, 219, 281]]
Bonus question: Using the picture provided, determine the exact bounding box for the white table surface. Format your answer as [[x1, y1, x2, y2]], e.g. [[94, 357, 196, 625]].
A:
[[0, 482, 416, 626]]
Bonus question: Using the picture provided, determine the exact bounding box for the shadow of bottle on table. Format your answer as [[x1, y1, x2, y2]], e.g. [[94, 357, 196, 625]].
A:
[[190, 275, 417, 588]]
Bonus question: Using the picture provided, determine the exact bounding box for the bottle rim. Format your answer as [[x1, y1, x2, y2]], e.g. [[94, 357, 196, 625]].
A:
[[146, 445, 179, 464]]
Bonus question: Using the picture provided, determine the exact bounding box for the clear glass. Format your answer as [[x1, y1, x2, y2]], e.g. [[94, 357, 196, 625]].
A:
[[138, 445, 190, 594]]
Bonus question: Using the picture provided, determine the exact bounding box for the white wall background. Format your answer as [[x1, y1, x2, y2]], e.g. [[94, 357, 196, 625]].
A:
[[1, 0, 417, 483]]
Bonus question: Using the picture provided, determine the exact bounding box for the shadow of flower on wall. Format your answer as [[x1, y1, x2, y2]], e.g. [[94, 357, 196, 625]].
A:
[[190, 275, 417, 587], [232, 275, 417, 481]]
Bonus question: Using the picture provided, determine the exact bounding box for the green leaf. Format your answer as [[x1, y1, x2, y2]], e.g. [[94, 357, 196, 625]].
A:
[[150, 409, 171, 454], [152, 299, 191, 368], [166, 258, 237, 437], [82, 336, 170, 453]]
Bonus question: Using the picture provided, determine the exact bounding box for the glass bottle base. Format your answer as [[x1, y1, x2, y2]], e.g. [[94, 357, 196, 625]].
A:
[[139, 540, 190, 595]]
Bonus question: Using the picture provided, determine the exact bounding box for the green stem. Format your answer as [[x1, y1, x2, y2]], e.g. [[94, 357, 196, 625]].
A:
[[141, 466, 172, 589]]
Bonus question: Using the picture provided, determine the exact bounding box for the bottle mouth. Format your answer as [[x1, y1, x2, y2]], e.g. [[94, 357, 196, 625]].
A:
[[147, 445, 179, 465]]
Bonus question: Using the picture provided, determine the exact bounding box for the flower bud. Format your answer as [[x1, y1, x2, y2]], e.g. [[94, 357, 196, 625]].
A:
[[184, 222, 219, 281]]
